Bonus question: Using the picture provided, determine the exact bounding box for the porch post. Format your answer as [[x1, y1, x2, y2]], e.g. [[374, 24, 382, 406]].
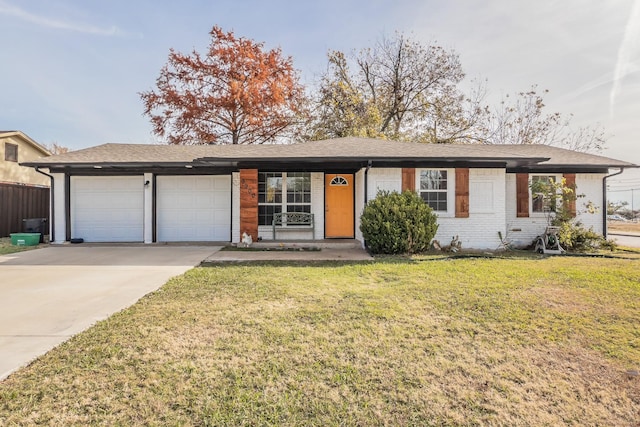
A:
[[51, 172, 67, 244]]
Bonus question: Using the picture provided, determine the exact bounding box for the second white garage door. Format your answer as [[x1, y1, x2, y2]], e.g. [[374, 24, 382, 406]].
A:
[[156, 175, 231, 242]]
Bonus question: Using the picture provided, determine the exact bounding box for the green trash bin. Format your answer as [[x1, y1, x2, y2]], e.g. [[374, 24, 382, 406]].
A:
[[10, 233, 41, 246]]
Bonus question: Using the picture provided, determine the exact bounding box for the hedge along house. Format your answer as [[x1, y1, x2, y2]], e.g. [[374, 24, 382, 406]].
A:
[[23, 137, 636, 249]]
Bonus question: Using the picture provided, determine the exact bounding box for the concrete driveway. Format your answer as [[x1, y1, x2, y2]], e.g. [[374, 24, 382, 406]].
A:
[[0, 245, 220, 380]]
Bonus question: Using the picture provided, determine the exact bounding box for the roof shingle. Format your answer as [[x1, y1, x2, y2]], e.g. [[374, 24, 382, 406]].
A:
[[22, 137, 636, 169]]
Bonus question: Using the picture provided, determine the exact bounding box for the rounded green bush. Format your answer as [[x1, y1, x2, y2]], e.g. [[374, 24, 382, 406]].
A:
[[360, 190, 439, 254]]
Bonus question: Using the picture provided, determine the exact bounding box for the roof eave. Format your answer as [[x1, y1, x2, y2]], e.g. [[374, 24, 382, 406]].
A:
[[22, 160, 239, 168], [508, 164, 638, 174], [2, 131, 51, 156], [197, 155, 548, 166]]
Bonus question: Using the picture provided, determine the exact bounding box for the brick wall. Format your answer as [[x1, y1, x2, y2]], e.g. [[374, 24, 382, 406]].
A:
[[362, 167, 507, 250], [505, 172, 605, 248], [435, 168, 506, 249]]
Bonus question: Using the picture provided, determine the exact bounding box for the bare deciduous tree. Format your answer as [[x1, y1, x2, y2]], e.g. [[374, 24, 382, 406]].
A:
[[45, 142, 70, 155], [309, 34, 606, 152], [483, 86, 606, 152], [309, 33, 488, 143]]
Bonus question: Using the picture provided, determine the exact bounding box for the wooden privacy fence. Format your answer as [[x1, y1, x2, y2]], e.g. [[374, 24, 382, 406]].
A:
[[0, 183, 50, 238]]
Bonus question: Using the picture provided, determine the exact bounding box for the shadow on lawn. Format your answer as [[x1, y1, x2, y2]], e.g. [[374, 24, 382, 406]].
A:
[[200, 249, 640, 268]]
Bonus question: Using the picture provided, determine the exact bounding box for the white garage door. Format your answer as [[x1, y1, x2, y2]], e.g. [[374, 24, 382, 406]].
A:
[[71, 176, 144, 242], [157, 175, 231, 242]]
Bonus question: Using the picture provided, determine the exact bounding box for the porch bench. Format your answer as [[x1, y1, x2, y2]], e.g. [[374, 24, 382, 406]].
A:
[[272, 212, 314, 240]]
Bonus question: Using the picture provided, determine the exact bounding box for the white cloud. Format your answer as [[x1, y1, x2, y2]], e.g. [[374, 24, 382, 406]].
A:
[[0, 1, 125, 36], [558, 72, 614, 102]]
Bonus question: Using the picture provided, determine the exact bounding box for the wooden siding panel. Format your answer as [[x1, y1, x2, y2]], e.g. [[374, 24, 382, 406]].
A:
[[401, 168, 415, 192], [563, 173, 577, 217], [239, 169, 258, 240], [0, 183, 49, 237], [455, 168, 470, 218], [516, 173, 529, 218]]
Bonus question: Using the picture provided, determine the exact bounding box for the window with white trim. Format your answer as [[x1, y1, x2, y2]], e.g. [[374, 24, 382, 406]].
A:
[[531, 175, 558, 213], [258, 172, 311, 226], [419, 170, 448, 211]]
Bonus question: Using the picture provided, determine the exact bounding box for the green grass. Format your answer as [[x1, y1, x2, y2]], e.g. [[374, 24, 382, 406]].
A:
[[1, 257, 639, 425], [0, 237, 44, 255]]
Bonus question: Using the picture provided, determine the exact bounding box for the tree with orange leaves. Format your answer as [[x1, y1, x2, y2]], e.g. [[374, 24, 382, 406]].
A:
[[140, 26, 306, 145]]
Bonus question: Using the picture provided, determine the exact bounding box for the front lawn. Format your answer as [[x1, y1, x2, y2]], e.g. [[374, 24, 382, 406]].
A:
[[0, 237, 43, 255], [1, 257, 639, 425]]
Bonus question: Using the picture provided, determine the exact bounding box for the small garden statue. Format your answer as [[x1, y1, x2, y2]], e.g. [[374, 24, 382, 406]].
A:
[[241, 232, 253, 247]]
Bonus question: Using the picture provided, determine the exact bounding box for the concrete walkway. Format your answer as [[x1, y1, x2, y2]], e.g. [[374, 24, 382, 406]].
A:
[[204, 247, 372, 262], [0, 245, 220, 380]]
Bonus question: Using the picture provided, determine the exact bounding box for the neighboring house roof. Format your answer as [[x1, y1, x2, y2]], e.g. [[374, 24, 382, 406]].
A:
[[22, 137, 636, 172], [0, 131, 51, 156]]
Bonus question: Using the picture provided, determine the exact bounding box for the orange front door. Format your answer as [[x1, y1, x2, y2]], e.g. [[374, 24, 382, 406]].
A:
[[325, 174, 354, 238]]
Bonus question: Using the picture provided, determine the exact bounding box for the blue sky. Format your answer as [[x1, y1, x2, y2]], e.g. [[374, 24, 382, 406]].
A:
[[1, 0, 639, 195]]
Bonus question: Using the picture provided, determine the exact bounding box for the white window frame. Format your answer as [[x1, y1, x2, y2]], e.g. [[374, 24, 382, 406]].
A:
[[258, 172, 311, 226], [530, 174, 562, 216], [416, 168, 455, 217]]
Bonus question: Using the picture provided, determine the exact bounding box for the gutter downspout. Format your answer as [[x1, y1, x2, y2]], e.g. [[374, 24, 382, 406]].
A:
[[35, 167, 54, 243], [602, 168, 625, 238], [364, 160, 372, 204], [362, 160, 372, 251]]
